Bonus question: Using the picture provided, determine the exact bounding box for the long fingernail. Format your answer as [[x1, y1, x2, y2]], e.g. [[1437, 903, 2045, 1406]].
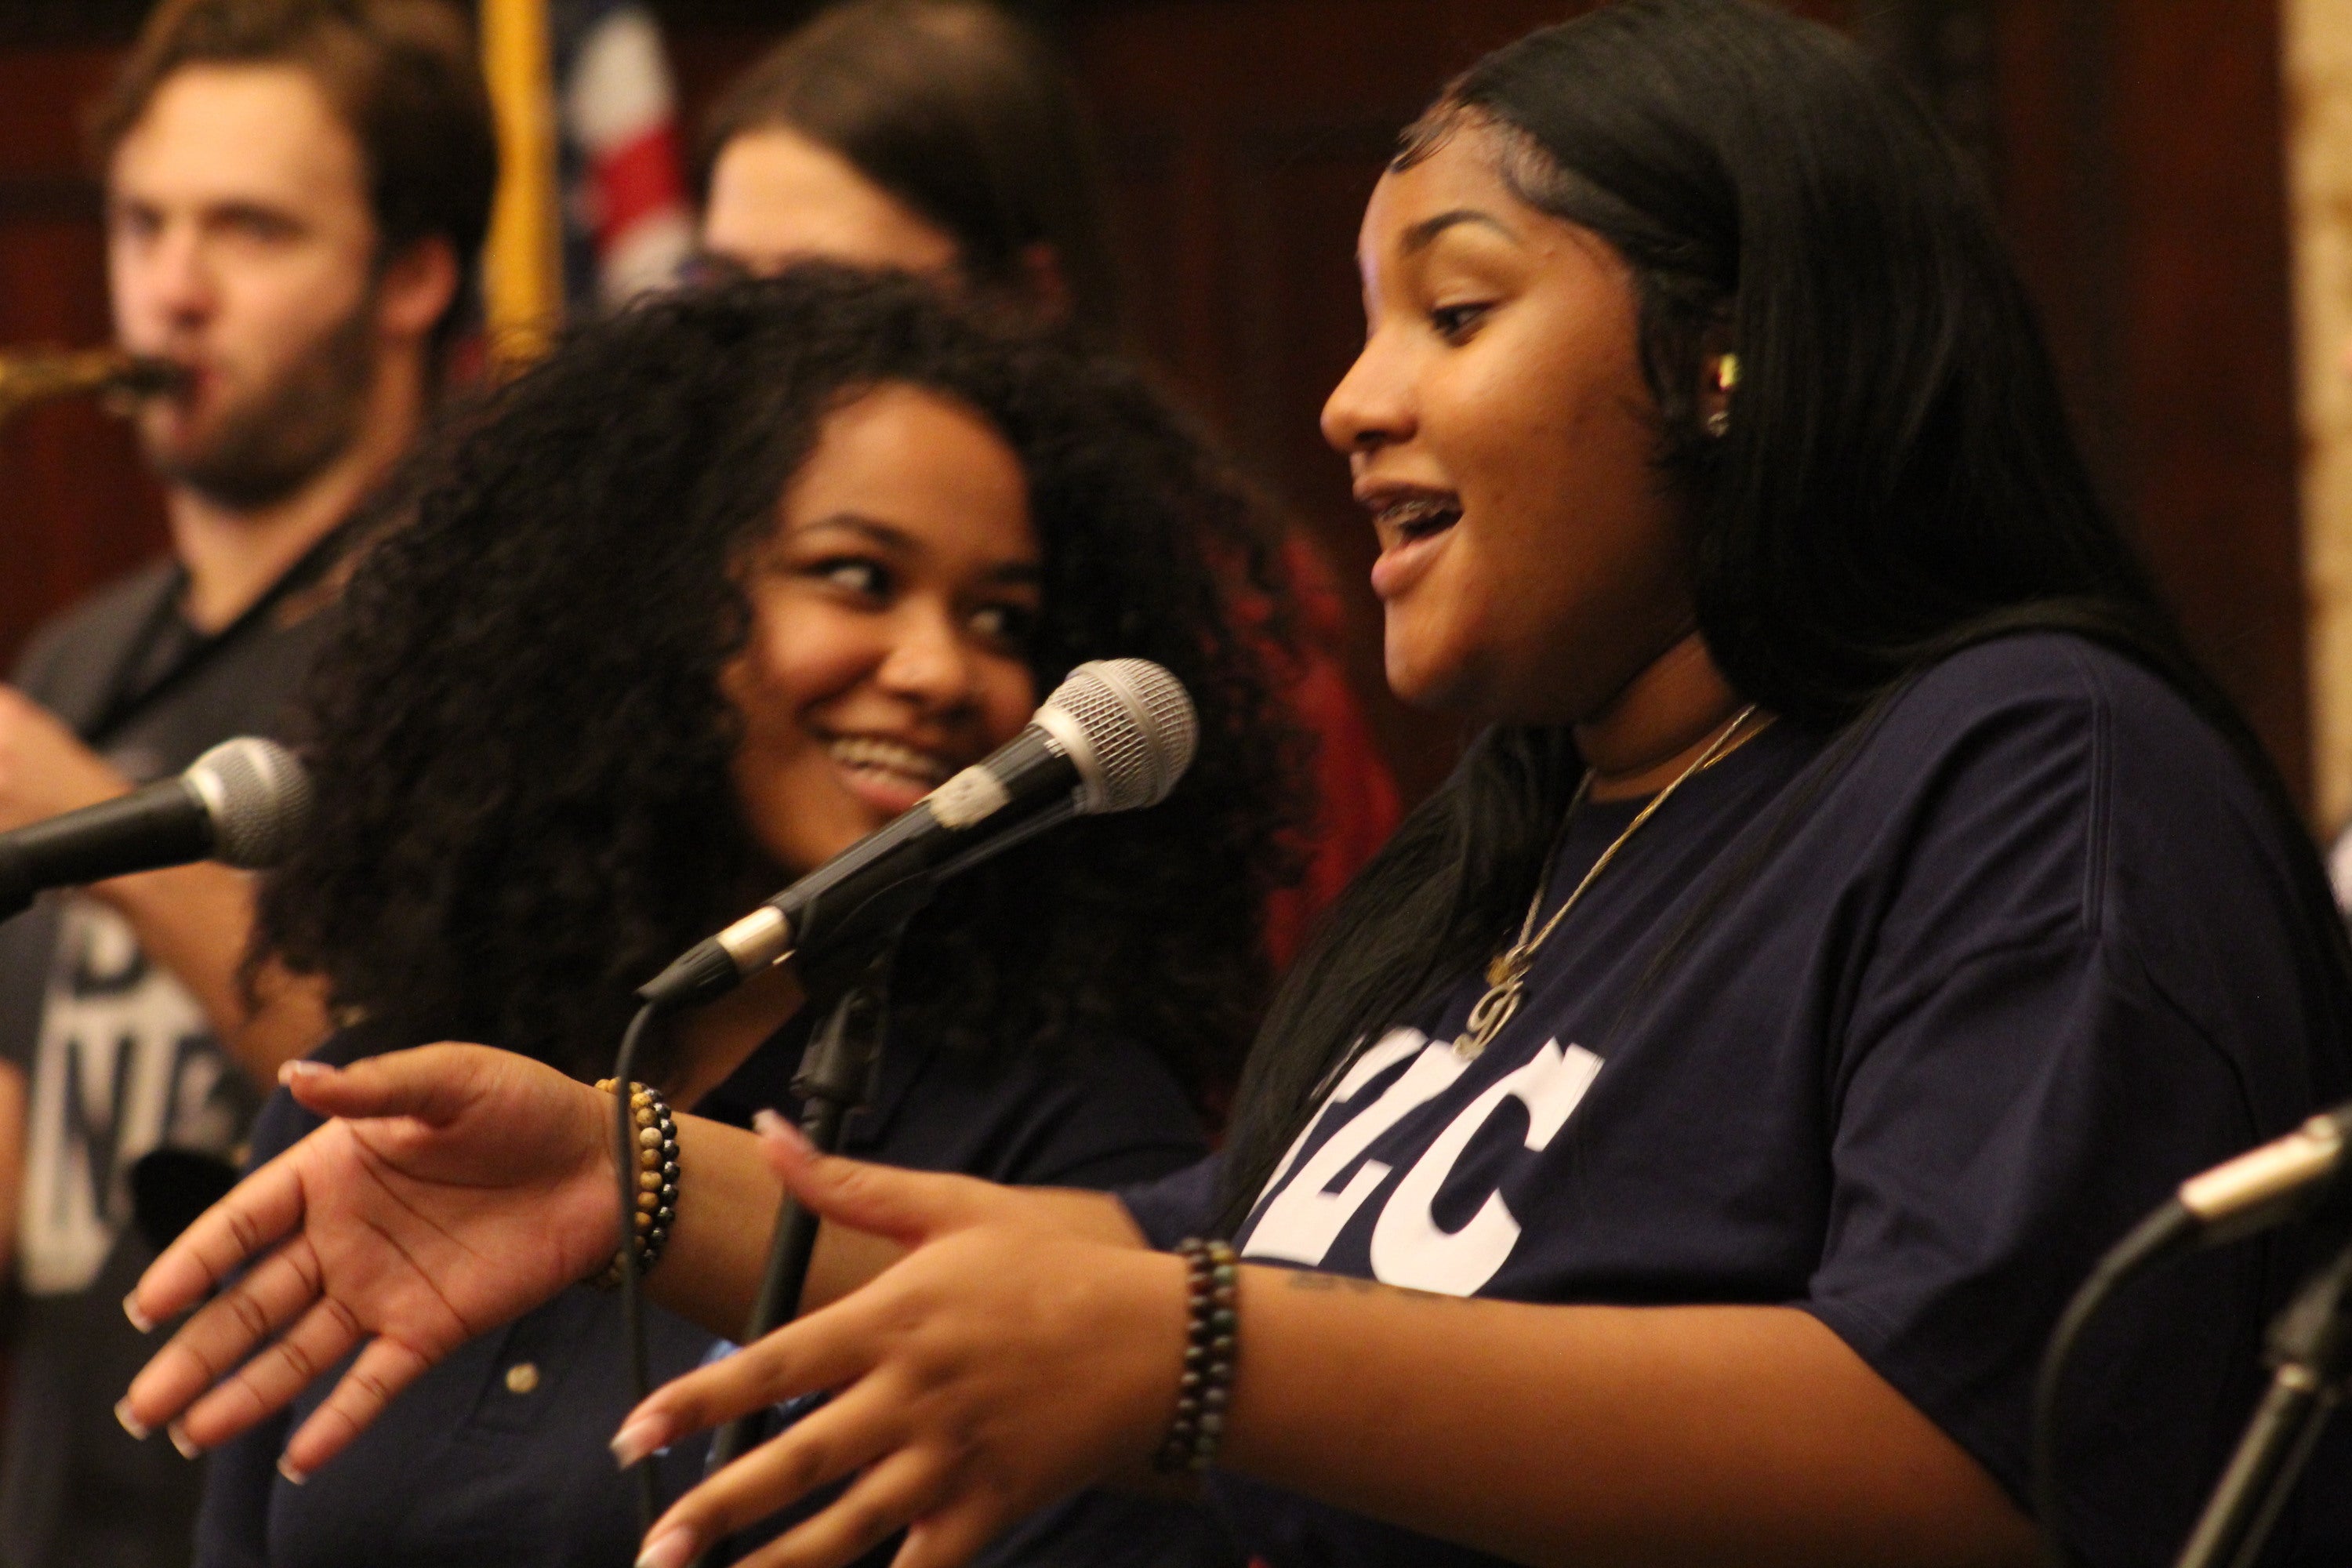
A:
[[753, 1109, 810, 1154], [122, 1293, 154, 1334], [277, 1455, 309, 1486], [169, 1423, 201, 1461], [636, 1524, 699, 1568], [113, 1399, 150, 1440], [610, 1414, 666, 1469]]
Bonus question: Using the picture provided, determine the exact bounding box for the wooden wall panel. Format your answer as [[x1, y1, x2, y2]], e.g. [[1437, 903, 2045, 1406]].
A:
[[0, 45, 167, 671], [1991, 0, 2309, 808], [2110, 2, 2307, 808]]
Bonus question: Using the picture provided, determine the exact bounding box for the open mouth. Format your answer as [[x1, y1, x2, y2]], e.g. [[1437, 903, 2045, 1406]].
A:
[[1374, 492, 1463, 546]]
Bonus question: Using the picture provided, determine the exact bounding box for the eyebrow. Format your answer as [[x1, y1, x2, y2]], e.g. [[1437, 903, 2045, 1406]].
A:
[[1400, 209, 1517, 255], [786, 513, 1044, 586], [787, 514, 913, 550]]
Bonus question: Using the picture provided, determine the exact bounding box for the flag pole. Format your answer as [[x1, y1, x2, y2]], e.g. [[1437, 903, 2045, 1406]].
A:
[[480, 0, 564, 370]]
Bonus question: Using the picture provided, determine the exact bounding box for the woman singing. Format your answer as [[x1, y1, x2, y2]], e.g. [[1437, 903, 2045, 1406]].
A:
[[120, 4, 2352, 1565]]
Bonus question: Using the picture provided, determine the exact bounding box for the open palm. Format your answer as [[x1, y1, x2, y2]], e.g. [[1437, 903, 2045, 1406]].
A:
[[120, 1044, 619, 1478]]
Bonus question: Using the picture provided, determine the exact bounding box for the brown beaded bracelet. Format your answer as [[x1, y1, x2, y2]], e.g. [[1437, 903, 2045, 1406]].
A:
[[593, 1078, 678, 1289], [1156, 1238, 1238, 1474]]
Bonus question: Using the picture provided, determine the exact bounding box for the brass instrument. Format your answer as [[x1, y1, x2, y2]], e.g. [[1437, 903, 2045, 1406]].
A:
[[0, 349, 187, 427]]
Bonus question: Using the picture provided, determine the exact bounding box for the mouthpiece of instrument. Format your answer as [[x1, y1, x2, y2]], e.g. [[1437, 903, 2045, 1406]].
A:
[[107, 356, 191, 397], [0, 349, 190, 424]]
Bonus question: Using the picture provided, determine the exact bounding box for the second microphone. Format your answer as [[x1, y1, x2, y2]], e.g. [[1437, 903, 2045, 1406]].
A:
[[637, 658, 1197, 1013]]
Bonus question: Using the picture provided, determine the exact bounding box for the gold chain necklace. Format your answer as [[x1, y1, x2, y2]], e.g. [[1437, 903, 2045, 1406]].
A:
[[1451, 703, 1762, 1060]]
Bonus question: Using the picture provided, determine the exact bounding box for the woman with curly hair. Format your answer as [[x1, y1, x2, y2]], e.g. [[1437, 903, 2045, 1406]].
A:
[[183, 267, 1298, 1566], [693, 0, 1403, 962]]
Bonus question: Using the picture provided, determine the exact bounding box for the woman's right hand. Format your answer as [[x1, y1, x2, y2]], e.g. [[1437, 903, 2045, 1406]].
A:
[[117, 1044, 618, 1479]]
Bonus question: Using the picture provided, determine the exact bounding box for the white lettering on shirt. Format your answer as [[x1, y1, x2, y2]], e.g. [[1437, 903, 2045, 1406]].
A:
[[1242, 1029, 1468, 1266], [17, 897, 229, 1296], [1252, 1028, 1426, 1205], [1367, 1040, 1604, 1296]]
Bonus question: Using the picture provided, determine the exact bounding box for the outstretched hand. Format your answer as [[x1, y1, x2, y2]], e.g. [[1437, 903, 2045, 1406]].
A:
[[614, 1121, 1185, 1568], [118, 1044, 619, 1479]]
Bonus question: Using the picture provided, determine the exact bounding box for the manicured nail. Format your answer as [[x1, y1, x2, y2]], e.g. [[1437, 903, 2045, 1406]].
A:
[[122, 1293, 154, 1334], [753, 1109, 809, 1154], [277, 1455, 309, 1486], [113, 1399, 150, 1440], [169, 1423, 201, 1461], [610, 1414, 666, 1469], [636, 1523, 699, 1568], [278, 1059, 332, 1087]]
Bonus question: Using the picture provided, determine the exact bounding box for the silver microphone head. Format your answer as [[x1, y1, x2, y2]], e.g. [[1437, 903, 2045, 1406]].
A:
[[182, 738, 314, 869], [1034, 659, 1198, 815]]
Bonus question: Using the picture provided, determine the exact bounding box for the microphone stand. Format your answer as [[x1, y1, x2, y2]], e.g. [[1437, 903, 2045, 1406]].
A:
[[2173, 1230, 2352, 1568], [699, 920, 912, 1565]]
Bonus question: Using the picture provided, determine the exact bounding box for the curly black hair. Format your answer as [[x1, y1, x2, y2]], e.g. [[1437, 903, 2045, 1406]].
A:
[[260, 267, 1306, 1101]]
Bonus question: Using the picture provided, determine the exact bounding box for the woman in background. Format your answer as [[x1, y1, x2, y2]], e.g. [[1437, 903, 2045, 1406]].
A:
[[694, 0, 1402, 960], [695, 0, 1119, 346], [188, 269, 1298, 1566]]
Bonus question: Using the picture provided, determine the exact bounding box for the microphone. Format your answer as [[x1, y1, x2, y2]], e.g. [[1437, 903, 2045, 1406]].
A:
[[2065, 1101, 2352, 1304], [0, 737, 314, 920], [638, 658, 1196, 1012], [2032, 1100, 2352, 1559], [2169, 1102, 2352, 1247]]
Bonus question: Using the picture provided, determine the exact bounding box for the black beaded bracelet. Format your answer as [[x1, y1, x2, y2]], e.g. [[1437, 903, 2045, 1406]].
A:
[[1156, 1238, 1238, 1474], [594, 1078, 678, 1289]]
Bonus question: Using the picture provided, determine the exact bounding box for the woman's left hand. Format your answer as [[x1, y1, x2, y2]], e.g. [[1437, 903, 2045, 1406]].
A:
[[615, 1121, 1189, 1568]]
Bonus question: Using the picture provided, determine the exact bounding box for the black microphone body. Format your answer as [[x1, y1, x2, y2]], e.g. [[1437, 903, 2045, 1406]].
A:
[[639, 731, 1083, 1011], [785, 726, 1080, 946], [0, 738, 313, 921], [0, 785, 217, 915], [639, 659, 1196, 1013]]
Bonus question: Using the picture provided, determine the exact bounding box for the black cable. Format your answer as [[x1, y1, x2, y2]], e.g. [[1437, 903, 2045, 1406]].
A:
[[2031, 1200, 2195, 1568], [610, 1001, 663, 1537]]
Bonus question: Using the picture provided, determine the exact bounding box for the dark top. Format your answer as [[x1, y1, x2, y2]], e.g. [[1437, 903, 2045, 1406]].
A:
[[0, 560, 333, 1568], [1123, 635, 2352, 1568], [196, 1006, 1225, 1567]]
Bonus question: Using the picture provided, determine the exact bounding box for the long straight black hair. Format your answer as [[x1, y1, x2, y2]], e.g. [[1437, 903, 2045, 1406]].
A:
[[1214, 0, 2349, 1229]]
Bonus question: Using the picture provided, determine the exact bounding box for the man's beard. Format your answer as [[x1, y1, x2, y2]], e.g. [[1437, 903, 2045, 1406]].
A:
[[147, 296, 378, 511]]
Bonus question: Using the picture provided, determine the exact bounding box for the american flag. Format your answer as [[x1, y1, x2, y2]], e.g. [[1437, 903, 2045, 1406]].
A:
[[552, 0, 694, 310]]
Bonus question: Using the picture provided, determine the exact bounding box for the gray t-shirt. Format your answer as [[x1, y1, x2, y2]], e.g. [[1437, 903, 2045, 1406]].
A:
[[0, 559, 331, 1568]]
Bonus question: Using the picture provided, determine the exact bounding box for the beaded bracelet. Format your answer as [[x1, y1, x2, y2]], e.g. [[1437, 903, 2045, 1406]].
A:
[[1156, 1238, 1238, 1473], [594, 1078, 678, 1289]]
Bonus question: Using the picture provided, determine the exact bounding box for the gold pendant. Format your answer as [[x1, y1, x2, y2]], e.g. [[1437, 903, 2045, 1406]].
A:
[[1454, 978, 1522, 1060]]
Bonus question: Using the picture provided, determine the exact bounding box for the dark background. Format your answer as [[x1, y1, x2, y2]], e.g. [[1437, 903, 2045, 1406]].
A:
[[0, 1, 2305, 811]]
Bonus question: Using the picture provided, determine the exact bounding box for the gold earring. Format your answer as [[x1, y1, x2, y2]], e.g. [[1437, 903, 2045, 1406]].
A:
[[1704, 353, 1738, 437]]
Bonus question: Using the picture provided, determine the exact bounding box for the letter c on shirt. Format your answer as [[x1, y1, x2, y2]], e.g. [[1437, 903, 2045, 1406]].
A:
[[1367, 1040, 1603, 1296]]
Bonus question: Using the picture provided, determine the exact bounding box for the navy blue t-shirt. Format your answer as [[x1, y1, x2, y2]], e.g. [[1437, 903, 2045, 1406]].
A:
[[197, 1011, 1220, 1568], [1124, 635, 2352, 1568]]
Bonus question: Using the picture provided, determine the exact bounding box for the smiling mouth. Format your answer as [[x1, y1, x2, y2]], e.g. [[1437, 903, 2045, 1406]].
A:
[[826, 735, 954, 794]]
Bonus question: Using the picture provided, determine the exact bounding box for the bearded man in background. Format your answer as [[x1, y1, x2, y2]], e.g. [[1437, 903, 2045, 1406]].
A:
[[0, 4, 493, 1563]]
